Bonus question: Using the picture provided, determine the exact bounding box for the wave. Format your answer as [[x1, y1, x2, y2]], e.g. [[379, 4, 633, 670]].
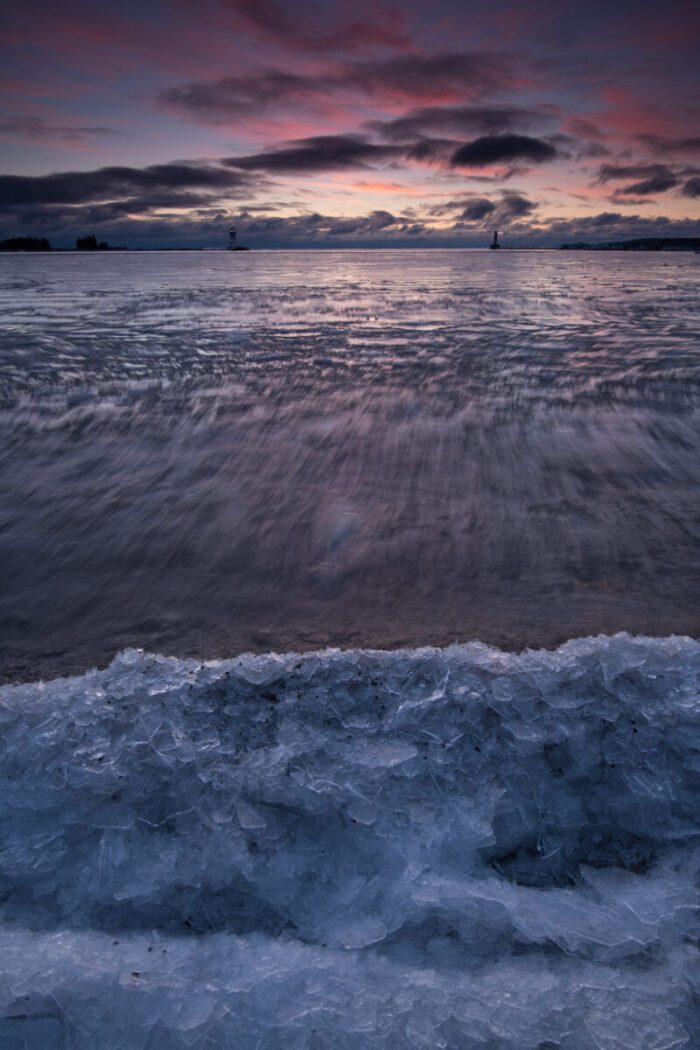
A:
[[0, 634, 698, 1048]]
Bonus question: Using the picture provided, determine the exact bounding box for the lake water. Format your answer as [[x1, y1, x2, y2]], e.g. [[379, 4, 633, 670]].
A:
[[0, 249, 699, 680], [1, 250, 699, 1047]]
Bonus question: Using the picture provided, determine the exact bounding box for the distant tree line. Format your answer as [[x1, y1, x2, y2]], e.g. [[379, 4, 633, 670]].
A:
[[560, 237, 700, 251], [0, 237, 51, 251], [0, 234, 119, 251], [76, 235, 111, 250]]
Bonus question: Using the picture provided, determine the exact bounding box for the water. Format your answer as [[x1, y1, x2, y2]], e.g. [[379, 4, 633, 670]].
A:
[[0, 249, 699, 680]]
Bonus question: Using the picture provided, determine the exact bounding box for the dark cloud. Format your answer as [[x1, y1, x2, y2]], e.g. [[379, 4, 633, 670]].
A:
[[457, 192, 536, 223], [368, 104, 555, 142], [225, 130, 553, 177], [226, 135, 402, 173], [7, 210, 246, 249], [4, 193, 698, 250], [6, 195, 225, 229], [579, 212, 623, 226], [596, 161, 671, 182], [228, 208, 417, 243], [540, 212, 700, 243], [451, 135, 557, 168], [0, 163, 255, 208], [637, 134, 700, 155], [606, 196, 656, 207], [159, 52, 513, 122], [683, 176, 700, 197], [0, 161, 262, 244], [404, 138, 458, 162], [598, 161, 700, 197], [432, 190, 537, 225], [459, 197, 495, 221], [618, 175, 679, 195], [499, 192, 537, 217], [0, 116, 119, 144], [316, 210, 399, 236], [237, 207, 699, 247], [161, 72, 314, 120], [225, 132, 472, 175]]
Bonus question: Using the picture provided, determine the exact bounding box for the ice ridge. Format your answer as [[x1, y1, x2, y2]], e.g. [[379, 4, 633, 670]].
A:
[[0, 633, 698, 1048]]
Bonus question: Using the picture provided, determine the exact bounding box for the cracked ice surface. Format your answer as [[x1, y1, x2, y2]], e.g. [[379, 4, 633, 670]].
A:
[[0, 634, 698, 1048]]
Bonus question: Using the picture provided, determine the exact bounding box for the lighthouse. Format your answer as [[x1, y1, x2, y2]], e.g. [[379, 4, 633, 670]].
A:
[[489, 230, 500, 250], [226, 223, 250, 251]]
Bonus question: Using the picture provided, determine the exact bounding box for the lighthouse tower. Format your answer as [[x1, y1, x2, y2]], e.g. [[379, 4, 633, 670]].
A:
[[228, 226, 237, 250], [489, 230, 500, 250]]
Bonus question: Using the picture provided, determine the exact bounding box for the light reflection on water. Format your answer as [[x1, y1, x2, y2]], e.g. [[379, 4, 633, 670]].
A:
[[0, 249, 698, 680]]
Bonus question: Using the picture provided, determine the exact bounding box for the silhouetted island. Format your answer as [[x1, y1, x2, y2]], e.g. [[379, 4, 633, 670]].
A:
[[0, 235, 130, 252], [560, 237, 700, 251], [76, 235, 114, 250], [0, 237, 51, 251]]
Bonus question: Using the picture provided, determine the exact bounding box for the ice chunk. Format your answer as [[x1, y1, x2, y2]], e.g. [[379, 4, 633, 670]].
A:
[[235, 800, 267, 829], [354, 741, 418, 767], [0, 633, 698, 1047]]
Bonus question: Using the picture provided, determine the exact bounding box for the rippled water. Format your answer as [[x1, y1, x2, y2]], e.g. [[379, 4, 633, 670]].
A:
[[1, 249, 699, 680]]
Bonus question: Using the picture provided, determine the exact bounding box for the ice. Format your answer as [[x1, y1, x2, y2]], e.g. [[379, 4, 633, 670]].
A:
[[0, 633, 699, 1047], [354, 741, 418, 766]]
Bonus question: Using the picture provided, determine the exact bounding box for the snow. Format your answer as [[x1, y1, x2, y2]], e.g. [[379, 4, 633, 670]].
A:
[[0, 633, 698, 1048]]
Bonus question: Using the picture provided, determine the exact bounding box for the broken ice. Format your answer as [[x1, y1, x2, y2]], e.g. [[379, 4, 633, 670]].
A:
[[0, 633, 698, 1048]]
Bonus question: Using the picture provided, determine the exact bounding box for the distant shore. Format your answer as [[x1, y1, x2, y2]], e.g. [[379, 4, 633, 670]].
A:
[[560, 237, 700, 251], [3, 236, 700, 253]]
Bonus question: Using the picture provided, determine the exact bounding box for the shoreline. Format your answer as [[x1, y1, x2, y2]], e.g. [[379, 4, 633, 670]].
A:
[[3, 611, 698, 686]]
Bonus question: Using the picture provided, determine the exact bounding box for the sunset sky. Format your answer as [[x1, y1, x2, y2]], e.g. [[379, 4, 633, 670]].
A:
[[2, 0, 699, 247]]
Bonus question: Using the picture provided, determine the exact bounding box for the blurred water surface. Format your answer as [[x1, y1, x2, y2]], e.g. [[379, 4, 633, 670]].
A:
[[1, 249, 698, 680]]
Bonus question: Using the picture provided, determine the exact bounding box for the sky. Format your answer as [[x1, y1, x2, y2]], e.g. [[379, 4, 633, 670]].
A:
[[1, 0, 699, 247]]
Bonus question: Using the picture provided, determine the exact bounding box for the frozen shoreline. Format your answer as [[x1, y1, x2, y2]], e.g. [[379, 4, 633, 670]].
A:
[[1, 633, 698, 1047], [4, 614, 700, 686]]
